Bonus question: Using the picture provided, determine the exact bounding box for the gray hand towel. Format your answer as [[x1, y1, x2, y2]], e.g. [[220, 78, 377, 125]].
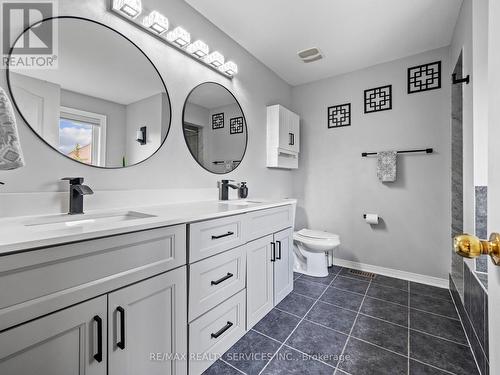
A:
[[0, 87, 24, 170], [377, 151, 397, 182]]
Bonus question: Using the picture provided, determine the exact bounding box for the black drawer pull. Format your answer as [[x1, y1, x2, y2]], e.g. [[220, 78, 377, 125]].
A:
[[211, 272, 234, 285], [211, 321, 234, 339], [276, 240, 282, 260], [93, 315, 103, 363], [271, 242, 276, 262], [117, 306, 125, 350], [212, 231, 234, 240]]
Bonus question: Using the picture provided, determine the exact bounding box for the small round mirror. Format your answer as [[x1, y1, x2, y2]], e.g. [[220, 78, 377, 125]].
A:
[[7, 17, 171, 168], [183, 82, 247, 174]]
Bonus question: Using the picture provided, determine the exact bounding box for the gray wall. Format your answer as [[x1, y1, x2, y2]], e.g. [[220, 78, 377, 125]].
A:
[[291, 47, 451, 279], [0, 0, 293, 200]]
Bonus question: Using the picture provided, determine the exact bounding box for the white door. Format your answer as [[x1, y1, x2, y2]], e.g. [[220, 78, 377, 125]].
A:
[[273, 227, 294, 305], [0, 295, 107, 375], [246, 234, 274, 329], [488, 2, 500, 372], [108, 267, 188, 375]]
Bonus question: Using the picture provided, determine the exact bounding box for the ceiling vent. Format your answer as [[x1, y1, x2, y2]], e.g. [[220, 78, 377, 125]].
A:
[[298, 47, 323, 63]]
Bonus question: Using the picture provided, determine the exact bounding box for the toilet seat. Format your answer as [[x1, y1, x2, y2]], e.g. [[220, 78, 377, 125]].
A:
[[293, 229, 340, 251]]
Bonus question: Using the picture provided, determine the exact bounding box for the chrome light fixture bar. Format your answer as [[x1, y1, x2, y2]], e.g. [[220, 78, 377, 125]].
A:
[[110, 3, 237, 78]]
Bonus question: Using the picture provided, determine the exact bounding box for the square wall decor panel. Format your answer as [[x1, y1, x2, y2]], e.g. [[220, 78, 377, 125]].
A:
[[408, 61, 441, 94], [328, 103, 351, 128], [364, 85, 392, 113], [230, 117, 244, 134], [212, 113, 224, 129]]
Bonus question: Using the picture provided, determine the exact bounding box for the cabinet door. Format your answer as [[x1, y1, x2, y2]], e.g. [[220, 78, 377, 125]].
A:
[[108, 267, 187, 375], [278, 106, 292, 151], [0, 295, 107, 375], [273, 228, 294, 305], [288, 111, 300, 153], [246, 235, 274, 329]]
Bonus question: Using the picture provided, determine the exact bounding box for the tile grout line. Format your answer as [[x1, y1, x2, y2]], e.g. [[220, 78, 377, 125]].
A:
[[410, 358, 459, 375], [219, 358, 247, 375], [407, 278, 410, 375], [257, 270, 342, 375], [333, 276, 373, 374]]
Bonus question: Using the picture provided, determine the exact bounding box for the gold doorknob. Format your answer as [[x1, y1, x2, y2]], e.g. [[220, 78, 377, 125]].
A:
[[454, 233, 500, 265]]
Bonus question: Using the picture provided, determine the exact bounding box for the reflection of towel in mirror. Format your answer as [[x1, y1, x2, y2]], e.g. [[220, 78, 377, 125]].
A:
[[0, 87, 24, 170], [377, 151, 397, 182]]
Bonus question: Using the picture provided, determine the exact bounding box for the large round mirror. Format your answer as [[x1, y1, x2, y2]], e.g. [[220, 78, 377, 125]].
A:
[[183, 83, 247, 174], [7, 17, 171, 168]]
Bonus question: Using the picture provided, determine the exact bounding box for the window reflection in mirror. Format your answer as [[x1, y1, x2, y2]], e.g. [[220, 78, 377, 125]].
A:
[[183, 82, 247, 174], [7, 17, 171, 168]]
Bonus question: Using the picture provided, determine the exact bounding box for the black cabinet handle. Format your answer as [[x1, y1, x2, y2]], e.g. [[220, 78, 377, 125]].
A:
[[289, 132, 295, 146], [212, 231, 234, 240], [276, 240, 282, 260], [271, 242, 276, 262], [117, 306, 125, 350], [93, 315, 103, 363], [211, 272, 234, 285], [211, 321, 233, 339]]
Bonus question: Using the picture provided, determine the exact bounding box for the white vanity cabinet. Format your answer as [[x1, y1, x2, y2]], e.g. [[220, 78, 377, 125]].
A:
[[267, 104, 300, 169], [108, 267, 187, 375], [0, 295, 107, 375], [246, 227, 294, 329]]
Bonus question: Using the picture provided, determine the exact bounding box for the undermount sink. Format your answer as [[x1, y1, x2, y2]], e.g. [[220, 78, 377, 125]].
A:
[[24, 211, 156, 231], [219, 200, 264, 207]]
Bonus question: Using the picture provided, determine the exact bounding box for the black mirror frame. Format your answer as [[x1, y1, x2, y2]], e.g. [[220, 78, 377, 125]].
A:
[[6, 15, 172, 169], [182, 81, 248, 175]]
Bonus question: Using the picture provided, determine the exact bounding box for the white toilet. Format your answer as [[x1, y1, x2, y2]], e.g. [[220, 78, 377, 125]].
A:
[[293, 229, 341, 277]]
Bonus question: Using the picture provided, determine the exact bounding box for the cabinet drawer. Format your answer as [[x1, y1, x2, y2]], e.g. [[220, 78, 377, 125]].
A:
[[189, 289, 246, 375], [245, 205, 293, 241], [0, 225, 186, 332], [189, 246, 246, 321], [189, 215, 245, 262]]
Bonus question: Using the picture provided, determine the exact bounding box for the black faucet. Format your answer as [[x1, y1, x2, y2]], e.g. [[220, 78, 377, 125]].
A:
[[62, 177, 94, 215], [219, 180, 240, 200]]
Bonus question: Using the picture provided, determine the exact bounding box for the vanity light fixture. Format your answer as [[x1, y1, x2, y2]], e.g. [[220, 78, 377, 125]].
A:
[[187, 40, 209, 58], [220, 61, 238, 76], [112, 0, 142, 19], [166, 26, 191, 47], [110, 5, 237, 78], [205, 51, 225, 67], [136, 126, 147, 145], [142, 10, 169, 34]]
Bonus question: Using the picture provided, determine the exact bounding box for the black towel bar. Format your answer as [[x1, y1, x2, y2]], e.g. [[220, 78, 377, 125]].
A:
[[361, 148, 433, 157]]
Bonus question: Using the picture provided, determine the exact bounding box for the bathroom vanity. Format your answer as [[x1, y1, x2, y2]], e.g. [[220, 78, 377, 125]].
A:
[[0, 199, 295, 375]]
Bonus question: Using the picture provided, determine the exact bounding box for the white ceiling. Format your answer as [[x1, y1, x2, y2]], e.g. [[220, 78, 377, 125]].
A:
[[185, 0, 463, 86]]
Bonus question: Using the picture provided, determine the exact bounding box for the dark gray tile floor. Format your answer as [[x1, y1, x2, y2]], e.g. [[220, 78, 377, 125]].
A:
[[203, 267, 480, 375]]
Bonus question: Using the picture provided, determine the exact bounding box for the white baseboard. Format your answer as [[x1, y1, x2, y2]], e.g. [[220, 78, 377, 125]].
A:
[[334, 258, 449, 289]]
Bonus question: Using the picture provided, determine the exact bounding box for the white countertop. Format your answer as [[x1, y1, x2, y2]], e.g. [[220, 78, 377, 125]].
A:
[[0, 199, 295, 256]]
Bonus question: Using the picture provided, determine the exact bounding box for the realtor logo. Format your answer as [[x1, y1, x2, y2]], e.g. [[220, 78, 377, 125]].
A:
[[1, 0, 58, 68]]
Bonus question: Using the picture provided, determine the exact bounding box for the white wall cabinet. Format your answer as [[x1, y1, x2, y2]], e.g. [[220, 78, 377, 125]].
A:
[[267, 104, 300, 169], [0, 295, 107, 375], [108, 267, 187, 375], [246, 228, 294, 329]]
